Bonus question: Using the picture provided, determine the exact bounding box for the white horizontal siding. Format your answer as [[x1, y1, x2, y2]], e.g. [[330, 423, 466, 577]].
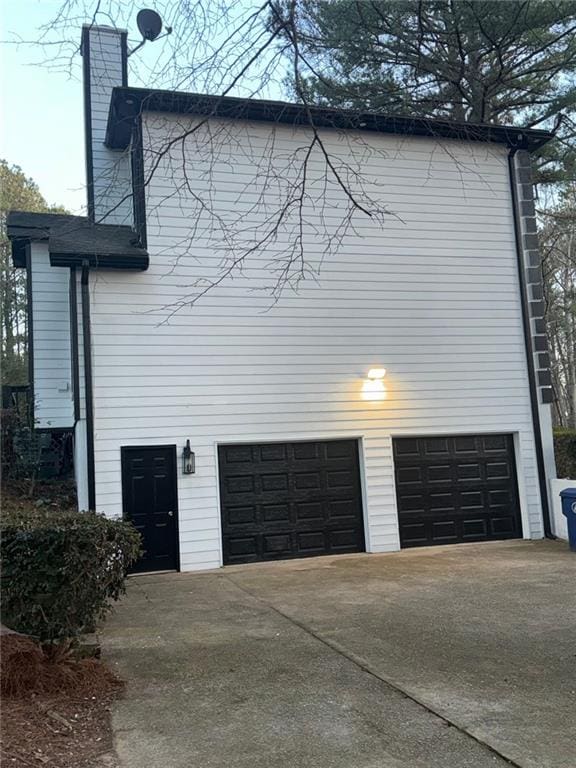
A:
[[30, 243, 74, 428], [90, 115, 544, 569]]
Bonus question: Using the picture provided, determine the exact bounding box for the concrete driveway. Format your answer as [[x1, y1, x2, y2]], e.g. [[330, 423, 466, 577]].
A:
[[102, 540, 575, 768]]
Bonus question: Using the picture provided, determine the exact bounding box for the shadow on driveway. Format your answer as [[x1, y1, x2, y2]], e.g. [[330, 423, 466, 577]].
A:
[[103, 540, 575, 768]]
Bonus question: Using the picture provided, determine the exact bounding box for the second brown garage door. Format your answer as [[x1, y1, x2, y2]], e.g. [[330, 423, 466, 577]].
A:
[[219, 439, 364, 564], [393, 434, 523, 547]]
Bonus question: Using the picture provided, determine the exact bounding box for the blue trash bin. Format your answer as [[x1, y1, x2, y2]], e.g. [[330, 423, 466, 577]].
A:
[[559, 488, 576, 551]]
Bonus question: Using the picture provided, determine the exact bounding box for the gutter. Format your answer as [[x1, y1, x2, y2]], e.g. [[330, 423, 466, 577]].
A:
[[69, 267, 81, 423], [508, 149, 554, 539], [106, 87, 554, 152], [81, 261, 96, 511], [25, 244, 35, 427]]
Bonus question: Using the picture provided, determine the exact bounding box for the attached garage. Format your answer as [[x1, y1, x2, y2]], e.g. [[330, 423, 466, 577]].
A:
[[393, 434, 523, 548], [218, 439, 365, 564]]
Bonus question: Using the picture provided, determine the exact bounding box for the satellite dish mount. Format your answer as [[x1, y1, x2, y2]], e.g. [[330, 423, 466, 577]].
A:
[[129, 9, 172, 56]]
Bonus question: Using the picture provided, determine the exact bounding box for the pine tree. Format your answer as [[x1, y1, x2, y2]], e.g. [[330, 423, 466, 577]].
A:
[[290, 0, 576, 184]]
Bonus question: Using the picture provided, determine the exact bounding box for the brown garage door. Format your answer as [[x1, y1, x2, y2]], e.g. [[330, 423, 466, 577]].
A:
[[218, 439, 365, 564], [393, 434, 522, 547]]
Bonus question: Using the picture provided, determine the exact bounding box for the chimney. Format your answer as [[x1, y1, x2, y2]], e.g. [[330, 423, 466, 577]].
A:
[[81, 25, 132, 225]]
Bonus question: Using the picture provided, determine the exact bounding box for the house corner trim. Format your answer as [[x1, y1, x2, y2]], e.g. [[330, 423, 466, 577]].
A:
[[508, 149, 553, 538]]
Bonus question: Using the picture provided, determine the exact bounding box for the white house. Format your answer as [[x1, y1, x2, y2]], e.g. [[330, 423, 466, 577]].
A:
[[8, 24, 559, 572]]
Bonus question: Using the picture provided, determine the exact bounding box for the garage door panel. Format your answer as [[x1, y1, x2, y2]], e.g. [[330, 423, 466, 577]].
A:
[[326, 441, 356, 459], [260, 443, 287, 462], [262, 503, 290, 523], [486, 461, 511, 479], [261, 473, 289, 492], [424, 437, 450, 455], [330, 528, 362, 550], [394, 438, 420, 457], [431, 519, 458, 541], [462, 518, 488, 538], [428, 464, 453, 483], [397, 466, 422, 484], [400, 521, 427, 544], [294, 472, 321, 490], [460, 490, 483, 510], [454, 435, 477, 453], [329, 499, 360, 519], [293, 442, 319, 461], [456, 462, 482, 481], [489, 489, 512, 508], [490, 516, 516, 536], [296, 531, 324, 553], [263, 533, 292, 556], [394, 434, 522, 548], [399, 493, 425, 512], [483, 434, 509, 452], [326, 469, 354, 489], [295, 501, 323, 521], [227, 535, 258, 562], [223, 445, 253, 463], [225, 475, 255, 494], [227, 505, 257, 525], [219, 439, 364, 564]]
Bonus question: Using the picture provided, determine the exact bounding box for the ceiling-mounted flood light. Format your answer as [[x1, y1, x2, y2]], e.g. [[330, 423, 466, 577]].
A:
[[362, 367, 387, 401], [129, 9, 172, 56]]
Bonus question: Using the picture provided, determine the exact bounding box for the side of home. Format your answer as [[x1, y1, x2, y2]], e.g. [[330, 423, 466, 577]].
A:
[[8, 24, 558, 572]]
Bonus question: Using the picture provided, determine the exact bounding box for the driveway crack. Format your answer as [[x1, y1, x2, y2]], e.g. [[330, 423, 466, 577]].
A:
[[223, 573, 524, 768]]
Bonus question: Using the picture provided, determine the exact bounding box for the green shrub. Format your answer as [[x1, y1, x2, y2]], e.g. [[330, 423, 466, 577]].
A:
[[1, 509, 141, 645], [554, 428, 576, 479]]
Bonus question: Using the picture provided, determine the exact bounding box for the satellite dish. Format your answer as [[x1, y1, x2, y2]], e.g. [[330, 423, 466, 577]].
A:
[[137, 9, 163, 41]]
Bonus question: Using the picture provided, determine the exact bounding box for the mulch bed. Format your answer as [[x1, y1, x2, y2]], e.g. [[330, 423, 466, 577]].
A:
[[1, 480, 122, 765], [1, 634, 122, 767], [2, 691, 120, 767]]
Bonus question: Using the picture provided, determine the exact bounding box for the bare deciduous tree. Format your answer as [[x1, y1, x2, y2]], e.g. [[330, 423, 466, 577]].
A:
[[6, 1, 575, 425]]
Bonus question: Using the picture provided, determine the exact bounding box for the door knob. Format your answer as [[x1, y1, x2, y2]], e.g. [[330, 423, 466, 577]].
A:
[[167, 510, 174, 517]]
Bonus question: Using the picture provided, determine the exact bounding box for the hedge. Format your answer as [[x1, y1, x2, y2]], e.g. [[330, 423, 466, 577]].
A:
[[1, 509, 141, 645], [554, 428, 576, 479]]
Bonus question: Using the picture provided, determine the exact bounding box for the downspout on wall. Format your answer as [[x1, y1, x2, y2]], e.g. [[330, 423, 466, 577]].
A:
[[508, 148, 555, 538], [81, 261, 96, 511]]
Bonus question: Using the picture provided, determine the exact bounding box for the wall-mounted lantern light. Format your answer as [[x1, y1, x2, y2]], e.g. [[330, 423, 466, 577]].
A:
[[362, 368, 387, 401], [182, 439, 195, 474]]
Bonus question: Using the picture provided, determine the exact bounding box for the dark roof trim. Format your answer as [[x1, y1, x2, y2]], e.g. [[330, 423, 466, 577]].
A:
[[106, 86, 554, 153], [7, 211, 148, 271], [50, 252, 149, 269]]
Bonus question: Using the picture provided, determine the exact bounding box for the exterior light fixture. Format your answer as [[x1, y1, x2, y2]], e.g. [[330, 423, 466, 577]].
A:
[[182, 440, 195, 474], [362, 368, 387, 401]]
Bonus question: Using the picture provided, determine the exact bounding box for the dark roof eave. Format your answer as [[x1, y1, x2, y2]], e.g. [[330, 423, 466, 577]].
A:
[[6, 211, 149, 271], [50, 252, 149, 270], [106, 86, 554, 153]]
